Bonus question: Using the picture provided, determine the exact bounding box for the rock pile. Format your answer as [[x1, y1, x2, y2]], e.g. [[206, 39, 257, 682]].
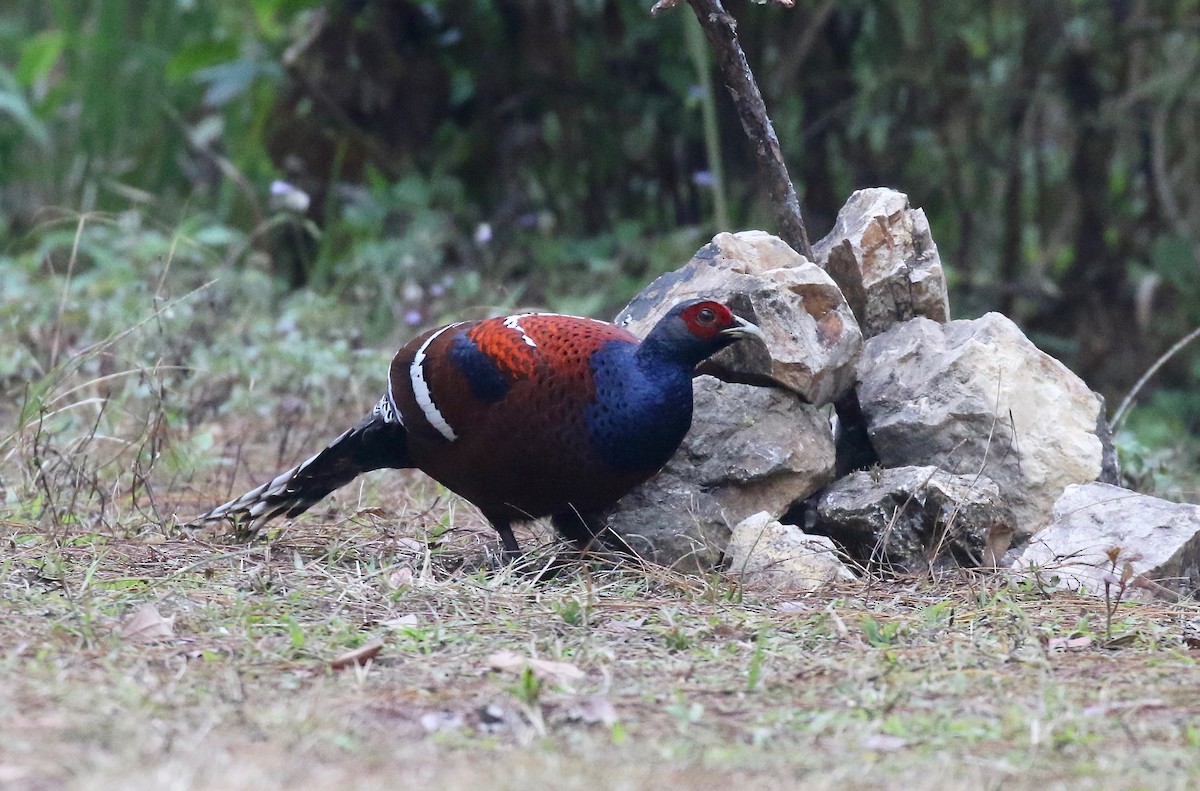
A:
[[603, 188, 1195, 601]]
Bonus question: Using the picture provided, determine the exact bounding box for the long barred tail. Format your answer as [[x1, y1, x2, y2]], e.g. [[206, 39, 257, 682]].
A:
[[189, 397, 410, 534]]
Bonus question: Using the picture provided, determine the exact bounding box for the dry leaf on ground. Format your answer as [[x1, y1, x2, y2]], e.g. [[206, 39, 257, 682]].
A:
[[120, 604, 175, 642], [860, 734, 907, 752], [1046, 635, 1093, 651], [330, 639, 383, 670], [383, 614, 419, 629], [561, 696, 618, 727], [486, 649, 585, 683]]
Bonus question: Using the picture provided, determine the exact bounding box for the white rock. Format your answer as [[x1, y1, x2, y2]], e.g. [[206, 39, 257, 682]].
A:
[[726, 512, 856, 592], [1015, 483, 1200, 600]]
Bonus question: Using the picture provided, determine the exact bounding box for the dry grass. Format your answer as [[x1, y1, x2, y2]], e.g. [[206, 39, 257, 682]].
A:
[[3, 472, 1200, 791]]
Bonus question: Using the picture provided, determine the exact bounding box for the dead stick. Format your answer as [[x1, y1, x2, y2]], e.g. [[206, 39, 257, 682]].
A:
[[676, 0, 813, 260]]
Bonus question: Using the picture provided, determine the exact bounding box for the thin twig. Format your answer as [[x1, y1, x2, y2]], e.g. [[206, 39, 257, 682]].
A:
[[1112, 324, 1200, 432]]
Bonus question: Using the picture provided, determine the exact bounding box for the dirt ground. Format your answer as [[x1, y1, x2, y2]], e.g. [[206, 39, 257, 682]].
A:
[[3, 473, 1200, 791]]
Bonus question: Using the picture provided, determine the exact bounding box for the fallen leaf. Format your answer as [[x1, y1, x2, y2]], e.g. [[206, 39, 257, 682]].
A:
[[860, 734, 907, 752], [528, 657, 585, 682], [562, 696, 618, 727], [121, 604, 175, 642], [710, 623, 748, 639], [486, 649, 526, 673], [330, 639, 383, 670], [395, 538, 425, 553], [1046, 635, 1092, 651], [388, 567, 415, 589], [355, 507, 389, 518], [383, 614, 420, 629], [486, 650, 585, 683]]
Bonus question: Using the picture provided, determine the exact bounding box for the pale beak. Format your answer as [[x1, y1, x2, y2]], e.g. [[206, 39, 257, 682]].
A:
[[720, 315, 767, 343]]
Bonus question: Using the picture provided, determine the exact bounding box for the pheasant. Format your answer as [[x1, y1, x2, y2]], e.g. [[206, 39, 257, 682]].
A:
[[190, 299, 764, 556]]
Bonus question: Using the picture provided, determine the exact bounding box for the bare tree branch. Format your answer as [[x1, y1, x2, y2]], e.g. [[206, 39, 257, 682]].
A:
[[653, 0, 795, 13], [657, 0, 812, 260]]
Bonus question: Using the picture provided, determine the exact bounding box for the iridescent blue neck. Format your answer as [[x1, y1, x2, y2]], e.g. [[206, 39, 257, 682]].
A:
[[584, 341, 696, 471]]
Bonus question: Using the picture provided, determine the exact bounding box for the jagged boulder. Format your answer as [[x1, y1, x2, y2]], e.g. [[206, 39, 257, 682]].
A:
[[856, 313, 1118, 539], [606, 376, 836, 571], [799, 467, 1015, 573], [813, 188, 950, 338], [725, 512, 857, 592], [616, 230, 862, 406], [1015, 483, 1200, 600]]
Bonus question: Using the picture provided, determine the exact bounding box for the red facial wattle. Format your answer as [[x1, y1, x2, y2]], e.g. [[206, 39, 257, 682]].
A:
[[680, 300, 735, 339]]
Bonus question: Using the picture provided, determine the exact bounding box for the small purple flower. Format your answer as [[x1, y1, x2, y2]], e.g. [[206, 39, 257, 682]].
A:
[[474, 222, 493, 245], [403, 309, 423, 326], [269, 180, 311, 213], [692, 170, 715, 188]]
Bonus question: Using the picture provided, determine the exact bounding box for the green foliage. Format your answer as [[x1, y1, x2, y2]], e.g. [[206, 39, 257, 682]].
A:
[[510, 665, 543, 706], [552, 596, 589, 628], [745, 631, 768, 691], [1117, 402, 1200, 500], [860, 615, 904, 648]]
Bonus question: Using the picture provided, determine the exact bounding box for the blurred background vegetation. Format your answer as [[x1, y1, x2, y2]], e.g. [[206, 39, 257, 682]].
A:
[[2, 0, 1199, 504]]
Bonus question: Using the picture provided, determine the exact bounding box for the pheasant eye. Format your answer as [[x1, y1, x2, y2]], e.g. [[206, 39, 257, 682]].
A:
[[696, 307, 716, 324]]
